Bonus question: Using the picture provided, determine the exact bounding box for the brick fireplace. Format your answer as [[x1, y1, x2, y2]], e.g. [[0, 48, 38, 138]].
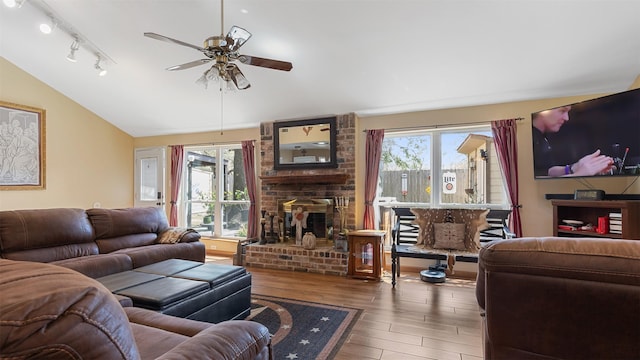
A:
[[244, 113, 356, 275]]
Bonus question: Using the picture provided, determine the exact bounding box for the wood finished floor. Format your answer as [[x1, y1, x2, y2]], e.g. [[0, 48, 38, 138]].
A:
[[206, 255, 483, 360]]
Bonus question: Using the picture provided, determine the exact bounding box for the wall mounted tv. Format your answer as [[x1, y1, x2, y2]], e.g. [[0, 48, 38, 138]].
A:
[[531, 88, 640, 179]]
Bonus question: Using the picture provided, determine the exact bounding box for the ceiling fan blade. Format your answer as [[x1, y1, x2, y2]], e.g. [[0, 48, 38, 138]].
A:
[[238, 55, 293, 71], [144, 32, 205, 52], [226, 26, 252, 52], [166, 59, 212, 71], [226, 64, 251, 90]]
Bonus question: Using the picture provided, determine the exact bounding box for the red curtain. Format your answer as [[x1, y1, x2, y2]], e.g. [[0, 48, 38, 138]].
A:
[[363, 129, 384, 229], [491, 119, 522, 237], [169, 145, 184, 227], [242, 140, 258, 239]]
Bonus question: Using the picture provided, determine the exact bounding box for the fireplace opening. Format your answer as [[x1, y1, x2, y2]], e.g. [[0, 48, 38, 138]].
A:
[[277, 198, 334, 241]]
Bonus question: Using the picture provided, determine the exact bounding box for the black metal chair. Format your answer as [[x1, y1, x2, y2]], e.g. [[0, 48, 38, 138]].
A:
[[391, 207, 513, 287], [479, 209, 514, 243], [455, 209, 513, 264], [391, 207, 446, 287]]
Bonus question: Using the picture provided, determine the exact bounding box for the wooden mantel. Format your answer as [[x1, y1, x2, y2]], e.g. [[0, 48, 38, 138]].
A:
[[260, 173, 349, 185]]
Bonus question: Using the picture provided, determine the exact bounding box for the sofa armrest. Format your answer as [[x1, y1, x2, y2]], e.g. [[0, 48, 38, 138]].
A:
[[155, 320, 272, 360], [125, 306, 211, 336]]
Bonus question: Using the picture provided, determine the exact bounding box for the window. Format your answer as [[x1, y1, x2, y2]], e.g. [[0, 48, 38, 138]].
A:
[[182, 145, 249, 238], [378, 125, 507, 208]]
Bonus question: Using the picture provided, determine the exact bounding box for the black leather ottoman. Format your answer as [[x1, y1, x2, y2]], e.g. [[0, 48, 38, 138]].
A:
[[97, 259, 251, 324]]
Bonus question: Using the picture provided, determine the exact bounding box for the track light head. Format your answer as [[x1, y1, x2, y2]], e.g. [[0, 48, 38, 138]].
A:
[[66, 39, 80, 62], [94, 56, 107, 76]]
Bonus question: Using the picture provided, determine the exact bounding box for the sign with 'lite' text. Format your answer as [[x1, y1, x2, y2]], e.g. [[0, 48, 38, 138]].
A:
[[442, 172, 456, 194]]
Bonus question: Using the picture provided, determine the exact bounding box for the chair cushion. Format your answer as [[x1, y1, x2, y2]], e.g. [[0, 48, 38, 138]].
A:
[[433, 223, 466, 250]]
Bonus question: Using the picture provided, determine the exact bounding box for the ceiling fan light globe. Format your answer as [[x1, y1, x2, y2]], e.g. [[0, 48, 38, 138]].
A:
[[195, 74, 209, 89]]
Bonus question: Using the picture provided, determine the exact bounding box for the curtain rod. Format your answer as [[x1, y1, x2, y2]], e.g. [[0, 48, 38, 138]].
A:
[[362, 117, 525, 133], [167, 139, 255, 147]]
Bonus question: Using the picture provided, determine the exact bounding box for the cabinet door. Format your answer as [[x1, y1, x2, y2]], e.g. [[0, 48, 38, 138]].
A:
[[353, 238, 375, 275]]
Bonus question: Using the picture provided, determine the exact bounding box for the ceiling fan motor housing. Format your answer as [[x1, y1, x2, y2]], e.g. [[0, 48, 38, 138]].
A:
[[204, 36, 226, 50]]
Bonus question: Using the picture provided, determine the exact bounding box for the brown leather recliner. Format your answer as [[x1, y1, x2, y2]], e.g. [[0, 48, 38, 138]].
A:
[[476, 237, 640, 360], [0, 259, 272, 360]]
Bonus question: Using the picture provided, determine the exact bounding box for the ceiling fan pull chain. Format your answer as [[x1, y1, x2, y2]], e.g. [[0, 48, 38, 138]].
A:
[[219, 85, 224, 135]]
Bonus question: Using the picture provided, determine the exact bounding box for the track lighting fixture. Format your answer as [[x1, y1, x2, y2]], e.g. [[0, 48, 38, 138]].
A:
[[3, 0, 25, 8], [94, 56, 107, 76], [39, 17, 56, 34], [17, 0, 113, 75], [66, 39, 80, 62]]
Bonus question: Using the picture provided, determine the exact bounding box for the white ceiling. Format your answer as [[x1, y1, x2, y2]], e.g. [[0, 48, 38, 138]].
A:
[[2, 0, 639, 137]]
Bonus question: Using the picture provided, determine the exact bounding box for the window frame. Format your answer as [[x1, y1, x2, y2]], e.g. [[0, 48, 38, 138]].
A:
[[180, 144, 249, 239], [378, 124, 508, 210]]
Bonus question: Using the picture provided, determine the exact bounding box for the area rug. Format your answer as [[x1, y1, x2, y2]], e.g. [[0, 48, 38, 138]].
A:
[[247, 295, 362, 360]]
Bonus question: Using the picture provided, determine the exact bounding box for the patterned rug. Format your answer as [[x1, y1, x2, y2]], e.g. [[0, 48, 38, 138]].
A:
[[247, 295, 362, 360]]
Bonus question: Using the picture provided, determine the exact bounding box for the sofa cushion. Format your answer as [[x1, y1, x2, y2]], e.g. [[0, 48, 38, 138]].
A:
[[0, 208, 98, 262], [52, 253, 133, 279], [0, 259, 140, 359], [115, 242, 206, 268], [88, 207, 172, 253], [88, 207, 169, 240], [96, 233, 158, 253]]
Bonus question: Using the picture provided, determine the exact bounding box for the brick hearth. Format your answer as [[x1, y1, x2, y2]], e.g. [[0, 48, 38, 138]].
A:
[[245, 243, 348, 276]]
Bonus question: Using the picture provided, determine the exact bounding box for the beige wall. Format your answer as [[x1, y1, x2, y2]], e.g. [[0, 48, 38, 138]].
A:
[[0, 57, 134, 210], [354, 92, 640, 237], [3, 55, 638, 239]]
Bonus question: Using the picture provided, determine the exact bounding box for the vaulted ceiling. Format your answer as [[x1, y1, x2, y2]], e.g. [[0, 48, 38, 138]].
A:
[[2, 0, 639, 137]]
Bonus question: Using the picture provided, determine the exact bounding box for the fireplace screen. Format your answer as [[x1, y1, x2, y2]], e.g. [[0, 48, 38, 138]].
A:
[[278, 198, 334, 241]]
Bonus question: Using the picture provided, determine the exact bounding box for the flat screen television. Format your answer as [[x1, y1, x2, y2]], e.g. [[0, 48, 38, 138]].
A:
[[531, 88, 640, 179]]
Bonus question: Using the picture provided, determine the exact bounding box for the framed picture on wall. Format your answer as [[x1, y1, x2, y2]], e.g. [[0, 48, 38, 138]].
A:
[[0, 101, 46, 190]]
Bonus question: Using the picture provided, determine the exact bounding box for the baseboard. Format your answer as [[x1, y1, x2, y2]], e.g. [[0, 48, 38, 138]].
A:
[[206, 249, 235, 257]]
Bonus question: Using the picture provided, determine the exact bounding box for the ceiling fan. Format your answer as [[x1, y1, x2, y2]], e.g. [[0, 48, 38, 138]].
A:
[[144, 0, 292, 90]]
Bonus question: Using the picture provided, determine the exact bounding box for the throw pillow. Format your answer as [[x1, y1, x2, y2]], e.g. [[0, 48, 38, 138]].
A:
[[433, 223, 466, 250]]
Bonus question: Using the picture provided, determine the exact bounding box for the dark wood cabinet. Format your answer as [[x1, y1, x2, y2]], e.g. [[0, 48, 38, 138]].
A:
[[347, 230, 384, 281], [552, 200, 640, 240]]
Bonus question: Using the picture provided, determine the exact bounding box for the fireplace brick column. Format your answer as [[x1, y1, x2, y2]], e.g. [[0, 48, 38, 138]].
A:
[[259, 113, 356, 231]]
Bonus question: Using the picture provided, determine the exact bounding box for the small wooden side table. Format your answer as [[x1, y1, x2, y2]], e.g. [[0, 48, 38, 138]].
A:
[[347, 230, 385, 281]]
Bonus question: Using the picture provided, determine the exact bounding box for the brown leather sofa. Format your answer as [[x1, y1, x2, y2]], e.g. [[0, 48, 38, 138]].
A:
[[0, 259, 272, 360], [476, 237, 640, 360], [0, 207, 205, 278]]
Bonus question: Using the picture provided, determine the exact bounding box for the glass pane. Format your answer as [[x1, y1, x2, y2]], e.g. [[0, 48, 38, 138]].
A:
[[185, 150, 217, 237], [139, 157, 158, 201], [440, 129, 504, 205], [221, 202, 249, 237], [222, 147, 248, 201], [379, 134, 432, 203]]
